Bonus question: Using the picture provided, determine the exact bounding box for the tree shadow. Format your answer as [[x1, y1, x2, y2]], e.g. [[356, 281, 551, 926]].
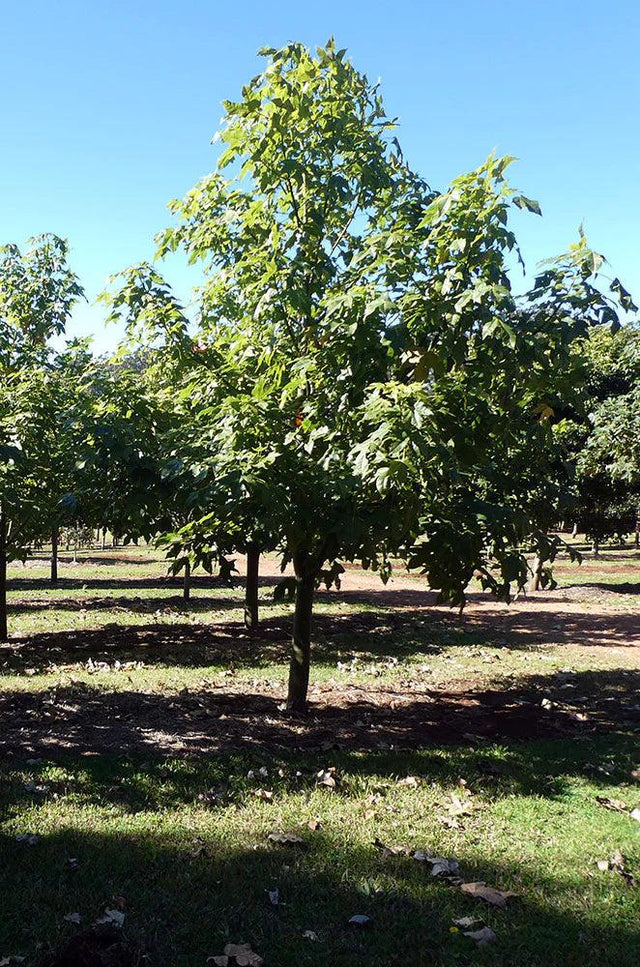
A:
[[0, 791, 638, 965], [1, 668, 638, 763], [1, 585, 638, 681], [7, 574, 255, 592], [561, 582, 640, 595], [7, 594, 243, 617]]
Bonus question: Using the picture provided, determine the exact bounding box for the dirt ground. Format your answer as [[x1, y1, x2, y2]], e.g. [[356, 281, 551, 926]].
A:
[[0, 548, 638, 760]]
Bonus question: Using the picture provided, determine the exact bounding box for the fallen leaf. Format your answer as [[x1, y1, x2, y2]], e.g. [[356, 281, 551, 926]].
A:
[[208, 942, 264, 966], [308, 819, 322, 831], [63, 913, 81, 925], [302, 930, 319, 941], [94, 909, 125, 928], [348, 914, 373, 928], [463, 926, 497, 946], [460, 881, 518, 908], [448, 794, 472, 816], [267, 888, 279, 907], [24, 782, 48, 794], [373, 838, 409, 859], [267, 832, 307, 849], [14, 834, 38, 846], [597, 850, 637, 887], [397, 776, 420, 788], [253, 789, 273, 802], [317, 768, 339, 789], [413, 852, 459, 877], [595, 796, 628, 813], [452, 916, 483, 929]]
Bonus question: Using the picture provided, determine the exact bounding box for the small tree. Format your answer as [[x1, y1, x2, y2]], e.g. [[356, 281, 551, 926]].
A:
[[118, 42, 631, 709], [571, 324, 640, 551], [0, 236, 84, 637]]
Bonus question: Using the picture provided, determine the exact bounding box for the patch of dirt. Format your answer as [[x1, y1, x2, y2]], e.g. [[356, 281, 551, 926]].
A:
[[1, 665, 639, 759]]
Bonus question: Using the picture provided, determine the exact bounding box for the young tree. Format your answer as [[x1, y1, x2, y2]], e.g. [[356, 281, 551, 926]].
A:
[[567, 324, 640, 551], [0, 235, 84, 637], [119, 42, 630, 710]]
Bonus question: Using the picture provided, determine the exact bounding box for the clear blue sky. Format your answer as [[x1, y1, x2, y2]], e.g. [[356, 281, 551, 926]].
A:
[[1, 0, 638, 351]]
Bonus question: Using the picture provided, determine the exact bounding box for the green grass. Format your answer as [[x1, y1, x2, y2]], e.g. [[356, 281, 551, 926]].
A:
[[1, 542, 639, 965]]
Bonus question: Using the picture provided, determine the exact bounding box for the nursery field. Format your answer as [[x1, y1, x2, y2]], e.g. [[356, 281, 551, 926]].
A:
[[0, 542, 639, 966]]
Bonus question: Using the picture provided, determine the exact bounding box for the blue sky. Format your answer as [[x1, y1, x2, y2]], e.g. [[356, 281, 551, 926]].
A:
[[1, 0, 638, 351]]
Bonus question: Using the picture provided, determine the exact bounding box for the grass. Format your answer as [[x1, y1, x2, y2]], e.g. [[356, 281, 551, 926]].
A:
[[1, 541, 639, 965]]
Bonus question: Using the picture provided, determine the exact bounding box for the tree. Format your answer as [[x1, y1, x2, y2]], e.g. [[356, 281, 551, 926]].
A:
[[123, 42, 629, 710], [0, 235, 84, 638], [566, 324, 640, 551]]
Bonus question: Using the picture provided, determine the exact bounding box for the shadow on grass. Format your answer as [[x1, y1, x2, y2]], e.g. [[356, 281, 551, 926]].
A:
[[0, 775, 639, 966], [561, 582, 640, 596], [6, 574, 255, 593], [1, 583, 638, 685], [7, 594, 244, 617]]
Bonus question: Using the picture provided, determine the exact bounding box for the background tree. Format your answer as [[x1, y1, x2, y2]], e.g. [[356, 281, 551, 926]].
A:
[[0, 235, 84, 637], [565, 323, 640, 552]]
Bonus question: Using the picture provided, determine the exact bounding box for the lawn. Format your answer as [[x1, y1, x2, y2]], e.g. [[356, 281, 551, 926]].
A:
[[1, 542, 639, 965]]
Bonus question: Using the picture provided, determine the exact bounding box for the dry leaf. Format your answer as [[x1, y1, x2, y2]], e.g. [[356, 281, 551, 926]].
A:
[[595, 796, 628, 813], [452, 916, 483, 929], [463, 926, 497, 946], [94, 909, 125, 928], [253, 789, 273, 802], [348, 914, 373, 928], [267, 888, 279, 907], [413, 852, 459, 877], [208, 942, 264, 966], [448, 794, 472, 816], [317, 768, 339, 789], [460, 881, 518, 908], [302, 930, 319, 941], [15, 834, 38, 846], [397, 776, 420, 788], [267, 832, 307, 849], [372, 838, 410, 859]]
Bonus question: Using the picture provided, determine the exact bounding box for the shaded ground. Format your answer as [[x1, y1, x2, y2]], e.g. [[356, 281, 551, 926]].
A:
[[1, 667, 640, 759], [1, 542, 639, 966]]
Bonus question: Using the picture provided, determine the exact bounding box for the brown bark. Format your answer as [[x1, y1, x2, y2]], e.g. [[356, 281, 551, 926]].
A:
[[286, 551, 316, 712], [244, 543, 260, 631]]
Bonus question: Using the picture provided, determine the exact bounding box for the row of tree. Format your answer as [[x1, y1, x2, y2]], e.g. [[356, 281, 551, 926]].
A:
[[1, 41, 638, 708]]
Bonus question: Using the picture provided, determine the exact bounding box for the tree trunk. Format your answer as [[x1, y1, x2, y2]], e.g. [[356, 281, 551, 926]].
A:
[[529, 553, 543, 592], [50, 527, 58, 585], [0, 508, 7, 642], [635, 516, 639, 548], [286, 554, 315, 713], [571, 523, 578, 538], [102, 528, 106, 550], [183, 559, 191, 602], [593, 540, 600, 559], [244, 543, 260, 631]]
